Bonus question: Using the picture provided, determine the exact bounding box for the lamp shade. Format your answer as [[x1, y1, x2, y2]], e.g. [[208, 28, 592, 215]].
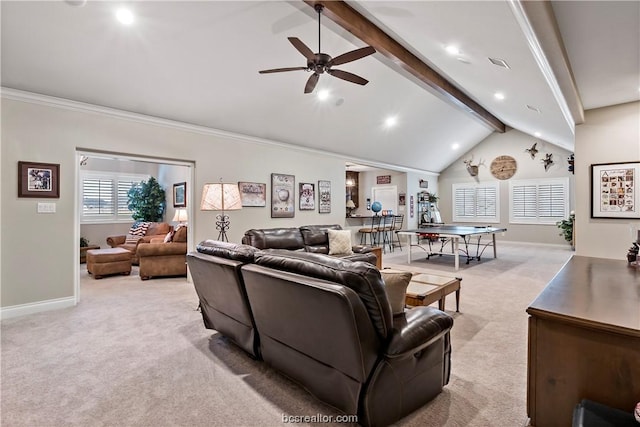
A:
[[201, 183, 242, 211], [172, 208, 188, 223], [346, 199, 356, 209]]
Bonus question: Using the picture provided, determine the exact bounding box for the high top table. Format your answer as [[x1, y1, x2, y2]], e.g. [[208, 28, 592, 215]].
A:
[[397, 225, 507, 270], [526, 256, 640, 427]]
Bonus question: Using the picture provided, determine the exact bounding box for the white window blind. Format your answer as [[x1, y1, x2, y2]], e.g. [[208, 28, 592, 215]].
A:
[[81, 172, 149, 223], [452, 182, 500, 223], [509, 178, 569, 224]]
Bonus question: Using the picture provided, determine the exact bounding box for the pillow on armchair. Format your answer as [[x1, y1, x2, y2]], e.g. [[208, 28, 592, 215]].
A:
[[328, 229, 354, 256], [380, 269, 412, 315]]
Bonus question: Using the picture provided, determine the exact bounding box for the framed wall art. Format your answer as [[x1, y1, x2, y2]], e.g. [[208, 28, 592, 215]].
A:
[[299, 182, 315, 210], [271, 173, 295, 218], [591, 161, 640, 219], [18, 161, 60, 198], [238, 182, 266, 207], [318, 180, 331, 213], [173, 182, 186, 207]]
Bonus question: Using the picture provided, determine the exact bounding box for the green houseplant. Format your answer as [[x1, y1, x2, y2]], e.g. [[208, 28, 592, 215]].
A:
[[556, 211, 575, 248], [127, 177, 166, 222]]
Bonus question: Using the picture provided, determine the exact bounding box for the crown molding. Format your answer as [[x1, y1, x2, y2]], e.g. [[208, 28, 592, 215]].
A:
[[1, 87, 438, 176]]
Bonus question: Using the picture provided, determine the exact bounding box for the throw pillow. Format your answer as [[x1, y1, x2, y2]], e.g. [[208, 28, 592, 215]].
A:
[[129, 221, 151, 237], [163, 230, 175, 243], [380, 269, 412, 315], [125, 234, 142, 245], [328, 229, 354, 256]]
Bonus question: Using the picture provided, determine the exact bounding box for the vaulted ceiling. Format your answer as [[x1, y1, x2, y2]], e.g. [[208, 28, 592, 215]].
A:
[[2, 1, 638, 173]]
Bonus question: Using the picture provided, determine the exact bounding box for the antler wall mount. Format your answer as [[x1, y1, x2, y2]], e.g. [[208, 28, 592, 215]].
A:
[[258, 4, 376, 94]]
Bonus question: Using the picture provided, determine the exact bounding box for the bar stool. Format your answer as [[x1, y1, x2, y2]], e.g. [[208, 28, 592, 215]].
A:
[[358, 215, 382, 245], [391, 214, 405, 251]]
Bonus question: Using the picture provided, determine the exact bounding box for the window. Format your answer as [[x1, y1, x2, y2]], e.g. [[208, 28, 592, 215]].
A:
[[509, 178, 569, 224], [81, 172, 149, 223], [452, 182, 500, 223]]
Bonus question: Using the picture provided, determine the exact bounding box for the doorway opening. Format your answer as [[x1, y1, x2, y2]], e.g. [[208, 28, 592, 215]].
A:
[[75, 150, 195, 302]]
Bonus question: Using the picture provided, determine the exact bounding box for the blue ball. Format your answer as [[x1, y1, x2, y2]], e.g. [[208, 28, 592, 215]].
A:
[[371, 201, 382, 213]]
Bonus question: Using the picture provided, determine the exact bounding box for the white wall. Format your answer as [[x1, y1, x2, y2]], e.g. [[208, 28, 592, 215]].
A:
[[1, 96, 351, 309], [438, 128, 574, 244], [575, 101, 640, 259]]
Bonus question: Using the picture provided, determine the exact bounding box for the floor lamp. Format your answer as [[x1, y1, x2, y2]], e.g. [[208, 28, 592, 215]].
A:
[[201, 181, 242, 242]]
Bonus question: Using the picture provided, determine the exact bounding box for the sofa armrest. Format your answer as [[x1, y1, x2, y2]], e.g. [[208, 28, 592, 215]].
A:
[[352, 244, 373, 253], [385, 307, 453, 358], [106, 235, 126, 247], [137, 242, 187, 257]]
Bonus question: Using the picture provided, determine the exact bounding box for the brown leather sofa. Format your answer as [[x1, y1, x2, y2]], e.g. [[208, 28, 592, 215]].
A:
[[242, 224, 378, 265], [106, 222, 172, 264], [187, 240, 454, 427], [137, 226, 188, 280]]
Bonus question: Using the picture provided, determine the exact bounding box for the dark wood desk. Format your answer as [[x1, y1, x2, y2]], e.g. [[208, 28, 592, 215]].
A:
[[526, 256, 640, 427]]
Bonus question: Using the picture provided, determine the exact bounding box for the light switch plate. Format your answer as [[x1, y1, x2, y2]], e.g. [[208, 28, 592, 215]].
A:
[[37, 202, 56, 213]]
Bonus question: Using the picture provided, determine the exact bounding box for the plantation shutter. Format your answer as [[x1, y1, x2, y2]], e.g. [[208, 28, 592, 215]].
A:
[[82, 178, 114, 216], [452, 182, 500, 223], [509, 178, 569, 224]]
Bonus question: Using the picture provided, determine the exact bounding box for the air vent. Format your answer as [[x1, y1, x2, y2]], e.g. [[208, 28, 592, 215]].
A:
[[488, 57, 510, 69], [527, 105, 541, 113]]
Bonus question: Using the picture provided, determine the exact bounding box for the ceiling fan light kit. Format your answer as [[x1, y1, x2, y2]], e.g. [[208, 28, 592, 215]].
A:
[[259, 4, 376, 94]]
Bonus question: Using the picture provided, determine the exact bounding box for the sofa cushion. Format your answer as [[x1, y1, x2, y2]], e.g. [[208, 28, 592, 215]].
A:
[[328, 229, 354, 256], [173, 225, 187, 243], [300, 224, 342, 246], [380, 269, 412, 315], [243, 228, 305, 250], [147, 222, 172, 236], [197, 240, 260, 263], [254, 250, 393, 339]]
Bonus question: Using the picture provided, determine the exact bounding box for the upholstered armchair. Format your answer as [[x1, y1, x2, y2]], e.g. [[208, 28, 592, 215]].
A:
[[106, 222, 173, 264], [137, 226, 188, 280]]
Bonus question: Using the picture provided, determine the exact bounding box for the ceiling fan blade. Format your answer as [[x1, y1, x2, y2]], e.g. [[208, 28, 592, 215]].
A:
[[259, 67, 307, 74], [288, 37, 315, 61], [329, 46, 376, 67], [304, 73, 320, 94], [327, 69, 369, 86]]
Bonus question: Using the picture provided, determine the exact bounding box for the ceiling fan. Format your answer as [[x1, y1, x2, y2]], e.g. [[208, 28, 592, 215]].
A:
[[259, 4, 376, 94]]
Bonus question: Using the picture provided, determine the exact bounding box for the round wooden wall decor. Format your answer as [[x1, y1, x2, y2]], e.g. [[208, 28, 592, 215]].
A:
[[490, 155, 517, 180]]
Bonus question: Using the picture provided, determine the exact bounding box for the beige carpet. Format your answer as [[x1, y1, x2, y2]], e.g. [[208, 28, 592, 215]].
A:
[[1, 241, 574, 427]]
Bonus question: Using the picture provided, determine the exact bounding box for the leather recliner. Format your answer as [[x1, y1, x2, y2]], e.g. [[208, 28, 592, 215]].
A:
[[188, 240, 453, 426], [186, 240, 262, 359]]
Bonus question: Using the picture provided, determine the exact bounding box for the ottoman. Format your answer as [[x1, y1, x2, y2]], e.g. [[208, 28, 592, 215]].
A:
[[87, 248, 132, 279]]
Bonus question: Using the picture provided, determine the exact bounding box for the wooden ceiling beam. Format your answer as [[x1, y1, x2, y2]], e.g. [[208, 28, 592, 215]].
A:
[[304, 0, 506, 133]]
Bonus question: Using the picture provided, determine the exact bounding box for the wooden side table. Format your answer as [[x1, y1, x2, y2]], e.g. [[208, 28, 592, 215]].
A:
[[370, 246, 382, 269], [405, 273, 461, 312]]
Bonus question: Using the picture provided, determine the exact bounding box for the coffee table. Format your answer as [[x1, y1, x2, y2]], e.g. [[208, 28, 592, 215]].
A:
[[405, 273, 461, 312]]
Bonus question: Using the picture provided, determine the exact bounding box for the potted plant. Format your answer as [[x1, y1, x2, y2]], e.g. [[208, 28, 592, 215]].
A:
[[127, 177, 166, 222], [427, 192, 439, 203], [556, 211, 575, 249]]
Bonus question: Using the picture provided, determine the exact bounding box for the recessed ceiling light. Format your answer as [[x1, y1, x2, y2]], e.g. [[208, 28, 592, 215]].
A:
[[116, 8, 134, 25], [445, 45, 460, 56], [317, 90, 329, 101], [534, 132, 542, 137], [385, 116, 397, 127], [494, 92, 505, 100], [452, 143, 460, 150]]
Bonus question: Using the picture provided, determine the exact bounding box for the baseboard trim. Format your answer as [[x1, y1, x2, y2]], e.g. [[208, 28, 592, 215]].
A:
[[1, 297, 76, 320]]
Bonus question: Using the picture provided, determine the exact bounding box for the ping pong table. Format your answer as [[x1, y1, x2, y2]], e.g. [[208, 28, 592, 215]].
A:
[[397, 225, 507, 270]]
